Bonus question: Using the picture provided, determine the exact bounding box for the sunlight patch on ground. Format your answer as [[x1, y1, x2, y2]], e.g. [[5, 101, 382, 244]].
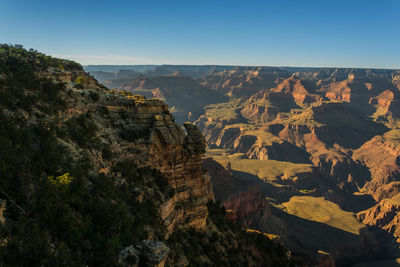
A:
[[205, 148, 312, 181], [281, 196, 365, 235]]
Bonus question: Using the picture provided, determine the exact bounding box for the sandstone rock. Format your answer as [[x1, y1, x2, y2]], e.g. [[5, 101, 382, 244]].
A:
[[241, 103, 278, 122], [199, 66, 290, 98], [353, 136, 400, 191], [95, 94, 215, 235], [358, 193, 400, 245], [184, 122, 206, 154], [203, 158, 270, 227], [38, 66, 215, 237], [370, 182, 400, 202]]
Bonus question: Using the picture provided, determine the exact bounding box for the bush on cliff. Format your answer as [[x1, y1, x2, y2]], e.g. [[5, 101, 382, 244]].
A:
[[0, 45, 168, 266], [0, 109, 168, 265]]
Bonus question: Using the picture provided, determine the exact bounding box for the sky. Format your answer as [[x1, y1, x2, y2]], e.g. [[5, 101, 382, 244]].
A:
[[1, 0, 399, 68]]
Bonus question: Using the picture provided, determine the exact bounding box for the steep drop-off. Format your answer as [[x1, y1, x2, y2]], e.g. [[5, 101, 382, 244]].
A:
[[89, 63, 400, 266], [0, 45, 294, 266]]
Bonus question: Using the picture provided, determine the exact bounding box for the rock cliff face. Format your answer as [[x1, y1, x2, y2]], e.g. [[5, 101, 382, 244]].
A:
[[369, 90, 400, 118], [353, 135, 400, 191], [10, 68, 215, 239], [0, 47, 214, 249], [132, 102, 214, 233], [203, 158, 270, 227], [52, 72, 215, 234], [358, 193, 400, 247], [199, 67, 290, 97]]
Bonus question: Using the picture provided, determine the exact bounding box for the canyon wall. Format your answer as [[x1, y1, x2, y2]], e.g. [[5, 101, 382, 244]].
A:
[[203, 158, 270, 227]]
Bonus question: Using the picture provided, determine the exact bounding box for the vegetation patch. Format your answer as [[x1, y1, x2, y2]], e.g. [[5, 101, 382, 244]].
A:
[[204, 100, 245, 122], [281, 196, 365, 235], [206, 148, 313, 181]]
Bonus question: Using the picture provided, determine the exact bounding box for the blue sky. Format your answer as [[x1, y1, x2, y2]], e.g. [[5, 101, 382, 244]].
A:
[[1, 0, 399, 68]]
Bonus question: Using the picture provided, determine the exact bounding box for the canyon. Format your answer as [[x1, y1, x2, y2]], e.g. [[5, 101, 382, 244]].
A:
[[88, 64, 400, 266], [0, 45, 294, 266]]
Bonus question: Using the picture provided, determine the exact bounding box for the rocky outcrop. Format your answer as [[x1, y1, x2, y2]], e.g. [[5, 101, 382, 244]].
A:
[[203, 158, 270, 227], [140, 240, 170, 267], [100, 96, 214, 234], [369, 90, 397, 111], [241, 103, 279, 122], [358, 193, 400, 245], [320, 79, 353, 102], [353, 135, 400, 191], [354, 140, 400, 248], [36, 66, 215, 236], [222, 186, 270, 226], [199, 67, 290, 97], [118, 245, 141, 266], [370, 182, 400, 202], [118, 240, 169, 267], [271, 76, 322, 106], [245, 137, 312, 164]]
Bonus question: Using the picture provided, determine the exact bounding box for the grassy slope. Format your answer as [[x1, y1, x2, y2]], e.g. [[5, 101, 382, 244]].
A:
[[281, 196, 365, 235], [203, 100, 245, 122], [206, 148, 312, 181]]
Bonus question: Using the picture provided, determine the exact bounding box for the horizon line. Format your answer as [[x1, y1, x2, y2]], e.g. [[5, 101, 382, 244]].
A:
[[83, 63, 400, 71]]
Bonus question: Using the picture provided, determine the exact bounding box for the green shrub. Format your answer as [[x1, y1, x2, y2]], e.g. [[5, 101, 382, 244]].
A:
[[75, 75, 85, 84], [64, 114, 99, 148], [0, 45, 171, 266]]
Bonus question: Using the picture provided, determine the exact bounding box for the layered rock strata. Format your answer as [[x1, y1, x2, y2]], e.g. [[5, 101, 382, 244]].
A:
[[203, 158, 270, 227], [40, 68, 215, 235]]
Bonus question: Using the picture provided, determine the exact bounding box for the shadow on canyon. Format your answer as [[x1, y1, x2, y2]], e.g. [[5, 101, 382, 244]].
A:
[[230, 168, 400, 266], [270, 206, 400, 267]]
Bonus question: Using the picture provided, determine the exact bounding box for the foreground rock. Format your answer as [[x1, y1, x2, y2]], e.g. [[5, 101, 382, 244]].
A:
[[118, 240, 169, 267]]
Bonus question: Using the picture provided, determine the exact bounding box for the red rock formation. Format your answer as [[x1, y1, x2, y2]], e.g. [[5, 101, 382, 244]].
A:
[[271, 76, 322, 106], [358, 193, 400, 244], [203, 158, 270, 227], [222, 186, 270, 226], [369, 90, 400, 118], [199, 67, 290, 97], [353, 136, 400, 191], [241, 103, 279, 122], [320, 80, 352, 102], [370, 182, 400, 202]]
